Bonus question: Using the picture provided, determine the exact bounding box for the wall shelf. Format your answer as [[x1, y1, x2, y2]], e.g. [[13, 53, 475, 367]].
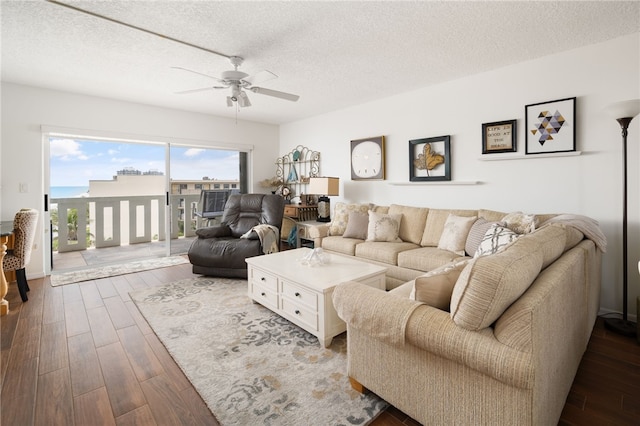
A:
[[276, 145, 320, 197], [478, 151, 582, 161], [388, 181, 480, 186]]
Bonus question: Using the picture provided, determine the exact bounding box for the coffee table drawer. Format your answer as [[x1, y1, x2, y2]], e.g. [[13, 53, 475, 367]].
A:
[[250, 281, 278, 311], [248, 267, 278, 292], [281, 280, 317, 310], [281, 299, 318, 331]]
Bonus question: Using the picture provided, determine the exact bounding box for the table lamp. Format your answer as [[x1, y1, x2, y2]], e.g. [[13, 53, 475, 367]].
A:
[[308, 177, 340, 222], [603, 99, 640, 337]]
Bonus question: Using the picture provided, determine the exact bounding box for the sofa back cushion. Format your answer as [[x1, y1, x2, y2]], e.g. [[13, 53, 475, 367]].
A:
[[420, 209, 478, 247], [450, 224, 567, 331], [388, 204, 429, 244]]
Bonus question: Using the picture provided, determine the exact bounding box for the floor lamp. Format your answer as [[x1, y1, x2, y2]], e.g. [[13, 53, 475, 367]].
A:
[[603, 99, 640, 337]]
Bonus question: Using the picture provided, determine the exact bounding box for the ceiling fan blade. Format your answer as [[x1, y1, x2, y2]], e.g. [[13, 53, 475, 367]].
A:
[[171, 66, 224, 83], [249, 87, 300, 102], [175, 87, 214, 94], [243, 70, 278, 85]]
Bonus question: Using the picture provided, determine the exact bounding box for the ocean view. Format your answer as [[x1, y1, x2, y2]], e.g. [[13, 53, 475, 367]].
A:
[[51, 186, 89, 198]]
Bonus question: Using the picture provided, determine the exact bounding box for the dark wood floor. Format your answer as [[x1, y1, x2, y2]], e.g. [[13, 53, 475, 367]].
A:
[[1, 262, 638, 425]]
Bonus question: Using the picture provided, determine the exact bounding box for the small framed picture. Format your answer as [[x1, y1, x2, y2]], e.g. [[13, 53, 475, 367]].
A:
[[409, 135, 450, 182], [525, 97, 576, 155], [482, 120, 517, 154], [350, 136, 385, 180]]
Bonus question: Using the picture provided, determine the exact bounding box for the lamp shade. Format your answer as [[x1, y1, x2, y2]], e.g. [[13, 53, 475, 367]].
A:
[[603, 99, 640, 120], [308, 177, 340, 196]]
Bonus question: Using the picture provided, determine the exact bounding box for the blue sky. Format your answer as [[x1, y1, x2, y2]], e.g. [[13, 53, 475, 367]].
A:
[[49, 138, 240, 186]]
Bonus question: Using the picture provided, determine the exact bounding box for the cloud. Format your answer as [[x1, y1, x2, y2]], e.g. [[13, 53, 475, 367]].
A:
[[111, 157, 133, 164], [50, 138, 89, 161], [184, 148, 205, 157], [107, 149, 119, 155]]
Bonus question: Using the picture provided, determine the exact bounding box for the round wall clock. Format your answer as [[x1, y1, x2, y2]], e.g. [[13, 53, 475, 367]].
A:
[[350, 136, 385, 180]]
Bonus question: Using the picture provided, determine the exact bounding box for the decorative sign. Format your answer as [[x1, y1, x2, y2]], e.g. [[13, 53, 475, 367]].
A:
[[482, 120, 517, 154]]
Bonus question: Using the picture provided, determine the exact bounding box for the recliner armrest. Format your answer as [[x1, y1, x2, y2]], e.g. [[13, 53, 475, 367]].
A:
[[195, 225, 232, 239]]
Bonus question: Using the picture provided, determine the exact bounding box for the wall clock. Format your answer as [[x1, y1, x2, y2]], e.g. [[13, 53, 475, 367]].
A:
[[350, 136, 385, 180]]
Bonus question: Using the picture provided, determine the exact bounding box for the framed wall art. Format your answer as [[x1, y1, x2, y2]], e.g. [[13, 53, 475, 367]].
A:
[[409, 135, 450, 182], [482, 119, 517, 154], [350, 136, 385, 180], [525, 97, 576, 155]]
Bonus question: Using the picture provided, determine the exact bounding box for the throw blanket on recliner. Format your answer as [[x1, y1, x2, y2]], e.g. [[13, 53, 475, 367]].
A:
[[241, 224, 280, 254]]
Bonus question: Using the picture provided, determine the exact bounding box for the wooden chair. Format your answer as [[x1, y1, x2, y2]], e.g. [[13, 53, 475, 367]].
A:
[[3, 209, 39, 302]]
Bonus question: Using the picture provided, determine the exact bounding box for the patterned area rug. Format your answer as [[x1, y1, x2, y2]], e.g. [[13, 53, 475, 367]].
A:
[[130, 277, 388, 426], [50, 256, 189, 286]]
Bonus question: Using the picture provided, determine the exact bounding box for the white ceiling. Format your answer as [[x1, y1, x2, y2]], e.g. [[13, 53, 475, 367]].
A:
[[2, 1, 639, 125]]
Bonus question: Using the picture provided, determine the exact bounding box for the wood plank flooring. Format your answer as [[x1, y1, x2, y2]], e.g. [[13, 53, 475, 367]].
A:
[[1, 261, 638, 425]]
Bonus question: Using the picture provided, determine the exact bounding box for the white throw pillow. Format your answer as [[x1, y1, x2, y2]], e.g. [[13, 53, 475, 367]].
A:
[[437, 214, 477, 256], [366, 211, 402, 242], [474, 223, 520, 257]]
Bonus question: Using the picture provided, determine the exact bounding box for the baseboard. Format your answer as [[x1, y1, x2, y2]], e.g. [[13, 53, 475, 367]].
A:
[[598, 307, 637, 323]]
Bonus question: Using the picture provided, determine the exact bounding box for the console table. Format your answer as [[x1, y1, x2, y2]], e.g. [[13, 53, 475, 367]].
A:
[[283, 204, 317, 221]]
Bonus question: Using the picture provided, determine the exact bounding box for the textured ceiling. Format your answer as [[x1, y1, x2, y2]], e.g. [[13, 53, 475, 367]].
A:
[[2, 1, 639, 125]]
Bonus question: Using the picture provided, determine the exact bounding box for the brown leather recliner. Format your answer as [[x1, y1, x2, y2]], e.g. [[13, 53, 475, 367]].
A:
[[187, 193, 285, 278]]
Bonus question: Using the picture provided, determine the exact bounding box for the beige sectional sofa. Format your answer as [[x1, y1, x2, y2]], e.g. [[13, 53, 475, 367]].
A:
[[318, 202, 604, 425]]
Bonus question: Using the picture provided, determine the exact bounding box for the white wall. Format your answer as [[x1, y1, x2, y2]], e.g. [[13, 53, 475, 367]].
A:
[[280, 33, 640, 318], [1, 83, 279, 279]]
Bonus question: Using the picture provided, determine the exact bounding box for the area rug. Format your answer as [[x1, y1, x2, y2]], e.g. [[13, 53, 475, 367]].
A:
[[50, 256, 189, 286], [130, 277, 388, 426]]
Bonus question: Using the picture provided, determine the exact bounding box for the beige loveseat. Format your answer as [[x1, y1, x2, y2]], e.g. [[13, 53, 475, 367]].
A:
[[323, 203, 604, 425]]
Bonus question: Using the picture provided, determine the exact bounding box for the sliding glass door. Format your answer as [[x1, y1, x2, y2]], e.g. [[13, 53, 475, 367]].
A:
[[47, 134, 246, 272], [168, 145, 243, 256]]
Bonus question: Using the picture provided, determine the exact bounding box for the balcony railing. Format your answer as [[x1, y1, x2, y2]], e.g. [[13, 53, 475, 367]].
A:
[[52, 194, 208, 253]]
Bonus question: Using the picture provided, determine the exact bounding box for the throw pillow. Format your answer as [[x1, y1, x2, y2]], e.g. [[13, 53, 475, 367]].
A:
[[342, 211, 369, 239], [409, 260, 469, 311], [502, 211, 538, 234], [329, 202, 372, 236], [437, 214, 477, 256], [366, 211, 402, 242], [474, 223, 520, 257], [465, 217, 499, 256]]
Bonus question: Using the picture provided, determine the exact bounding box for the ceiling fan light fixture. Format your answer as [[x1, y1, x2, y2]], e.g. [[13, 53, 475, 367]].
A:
[[226, 96, 233, 107]]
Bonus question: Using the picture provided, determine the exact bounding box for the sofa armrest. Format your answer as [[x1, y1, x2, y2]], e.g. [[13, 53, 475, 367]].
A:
[[195, 225, 232, 239], [333, 281, 534, 389]]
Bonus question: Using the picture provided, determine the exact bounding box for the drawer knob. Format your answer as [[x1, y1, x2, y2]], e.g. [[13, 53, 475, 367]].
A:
[[261, 292, 266, 297], [295, 310, 301, 315], [260, 277, 266, 281], [295, 292, 301, 297]]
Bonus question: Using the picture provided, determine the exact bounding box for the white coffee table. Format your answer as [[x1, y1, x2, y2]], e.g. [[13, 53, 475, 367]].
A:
[[245, 248, 386, 347]]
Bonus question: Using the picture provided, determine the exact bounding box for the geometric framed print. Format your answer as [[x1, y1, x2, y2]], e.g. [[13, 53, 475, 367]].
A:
[[525, 97, 576, 155]]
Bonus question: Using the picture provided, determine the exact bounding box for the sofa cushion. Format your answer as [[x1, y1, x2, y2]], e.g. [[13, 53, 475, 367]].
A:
[[450, 224, 567, 331], [465, 217, 499, 256], [474, 223, 520, 257], [367, 211, 402, 242], [329, 202, 372, 236], [321, 235, 363, 255], [355, 241, 419, 265], [478, 208, 507, 222], [437, 214, 477, 255], [397, 246, 466, 272], [409, 259, 470, 310], [502, 211, 538, 234], [421, 209, 478, 247], [342, 211, 369, 239], [388, 204, 429, 244]]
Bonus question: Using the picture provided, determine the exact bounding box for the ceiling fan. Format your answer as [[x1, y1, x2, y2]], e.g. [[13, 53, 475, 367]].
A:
[[173, 56, 300, 107]]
